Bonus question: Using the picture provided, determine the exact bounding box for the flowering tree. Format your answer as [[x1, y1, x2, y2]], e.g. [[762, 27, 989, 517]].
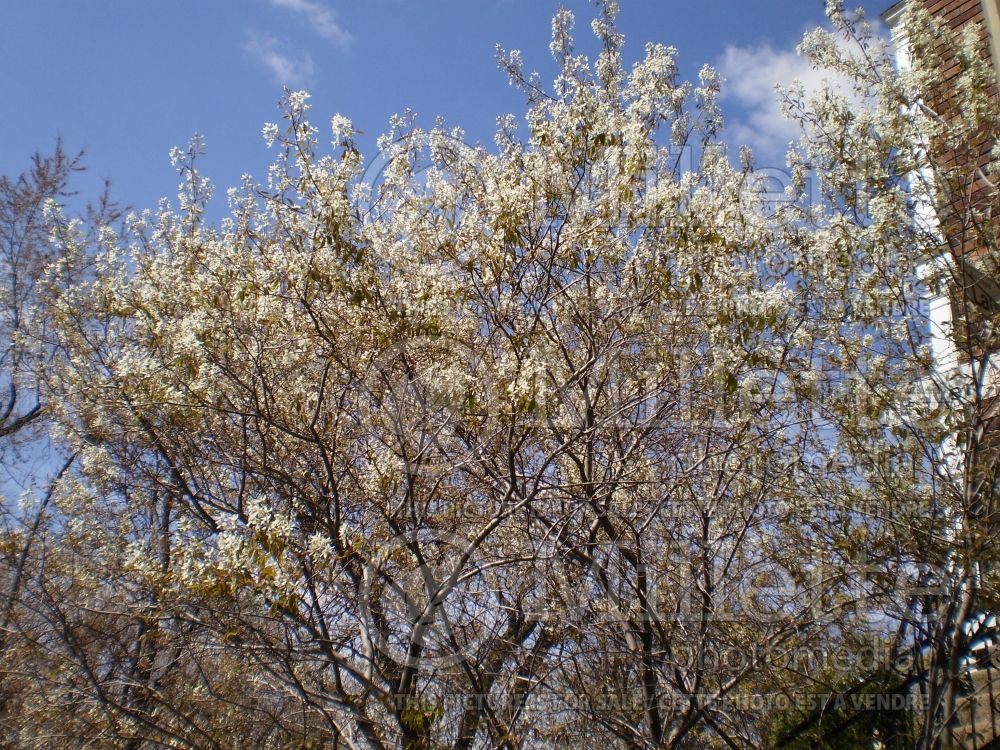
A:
[[0, 144, 127, 739], [2, 2, 998, 748]]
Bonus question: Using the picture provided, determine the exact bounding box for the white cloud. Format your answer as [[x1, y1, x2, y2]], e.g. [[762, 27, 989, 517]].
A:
[[269, 0, 352, 49], [246, 34, 316, 86], [716, 39, 857, 165]]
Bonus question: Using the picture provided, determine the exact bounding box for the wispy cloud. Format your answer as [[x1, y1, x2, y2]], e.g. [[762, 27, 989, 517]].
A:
[[716, 37, 864, 164], [716, 44, 824, 163], [245, 34, 316, 86], [269, 0, 352, 49]]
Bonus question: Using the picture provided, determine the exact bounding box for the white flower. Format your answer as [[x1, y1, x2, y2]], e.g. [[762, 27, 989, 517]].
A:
[[262, 122, 279, 147]]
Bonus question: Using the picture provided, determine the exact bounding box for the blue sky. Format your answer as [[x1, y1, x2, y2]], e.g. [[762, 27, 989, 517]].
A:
[[1, 0, 889, 215]]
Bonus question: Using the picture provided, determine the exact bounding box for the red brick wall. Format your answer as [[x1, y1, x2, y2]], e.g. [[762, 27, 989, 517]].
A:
[[920, 0, 997, 259]]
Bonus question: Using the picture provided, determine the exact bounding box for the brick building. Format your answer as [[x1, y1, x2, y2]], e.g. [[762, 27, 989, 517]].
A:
[[885, 1, 1000, 747]]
